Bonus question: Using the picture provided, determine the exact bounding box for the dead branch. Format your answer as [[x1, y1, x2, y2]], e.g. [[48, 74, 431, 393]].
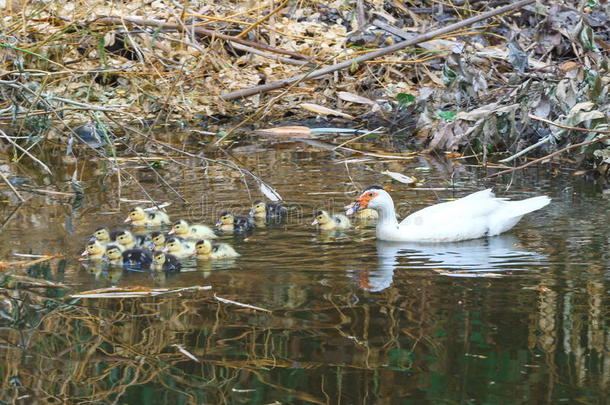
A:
[[220, 0, 535, 100]]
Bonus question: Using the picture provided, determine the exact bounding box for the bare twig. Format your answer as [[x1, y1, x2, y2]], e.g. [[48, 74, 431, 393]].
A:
[[93, 15, 313, 61]]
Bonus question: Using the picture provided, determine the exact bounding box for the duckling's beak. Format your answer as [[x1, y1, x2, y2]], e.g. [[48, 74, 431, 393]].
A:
[[215, 221, 222, 227], [345, 202, 362, 216], [248, 209, 255, 216], [161, 247, 169, 253], [311, 219, 319, 226], [81, 249, 89, 256], [124, 216, 132, 223], [168, 229, 175, 235]]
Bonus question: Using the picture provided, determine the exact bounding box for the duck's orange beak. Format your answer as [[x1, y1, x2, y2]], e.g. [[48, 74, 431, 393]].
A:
[[345, 191, 376, 215]]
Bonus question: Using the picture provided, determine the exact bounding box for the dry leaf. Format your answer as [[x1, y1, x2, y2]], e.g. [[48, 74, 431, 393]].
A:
[[381, 170, 417, 184], [254, 126, 313, 138], [300, 103, 355, 119], [260, 182, 282, 201]]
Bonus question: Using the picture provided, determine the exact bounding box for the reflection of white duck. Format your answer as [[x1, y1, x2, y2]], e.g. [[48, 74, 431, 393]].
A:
[[347, 187, 550, 242], [358, 235, 548, 292]]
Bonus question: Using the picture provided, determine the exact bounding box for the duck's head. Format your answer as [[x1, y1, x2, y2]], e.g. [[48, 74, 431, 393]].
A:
[[195, 239, 212, 255], [105, 245, 122, 261], [125, 206, 146, 223], [152, 251, 166, 266], [82, 239, 105, 256], [162, 237, 182, 254], [150, 231, 165, 246], [346, 186, 389, 215], [217, 211, 234, 226], [169, 220, 188, 235], [93, 227, 111, 242], [115, 230, 134, 246], [311, 210, 331, 226], [250, 200, 266, 216]]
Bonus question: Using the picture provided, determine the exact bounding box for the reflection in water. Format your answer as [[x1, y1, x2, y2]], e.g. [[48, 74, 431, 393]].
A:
[[365, 235, 548, 291]]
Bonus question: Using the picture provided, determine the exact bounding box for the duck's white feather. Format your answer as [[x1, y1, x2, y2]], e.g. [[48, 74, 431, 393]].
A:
[[365, 189, 550, 243]]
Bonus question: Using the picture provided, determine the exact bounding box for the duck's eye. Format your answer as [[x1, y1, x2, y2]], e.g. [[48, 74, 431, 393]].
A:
[[368, 192, 374, 197]]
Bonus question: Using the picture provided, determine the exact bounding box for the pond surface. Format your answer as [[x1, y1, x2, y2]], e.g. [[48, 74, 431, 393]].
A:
[[0, 142, 608, 404]]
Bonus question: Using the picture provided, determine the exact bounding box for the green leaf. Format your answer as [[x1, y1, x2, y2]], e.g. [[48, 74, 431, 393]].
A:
[[397, 93, 415, 107], [438, 110, 457, 121]]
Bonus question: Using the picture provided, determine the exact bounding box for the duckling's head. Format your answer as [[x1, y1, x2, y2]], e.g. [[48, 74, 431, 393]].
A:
[[312, 210, 331, 226], [105, 245, 123, 261], [150, 231, 165, 246], [169, 219, 188, 236], [250, 200, 266, 217], [346, 186, 389, 214], [195, 239, 212, 255], [217, 211, 234, 226], [152, 251, 166, 266], [162, 237, 182, 254], [125, 206, 147, 223], [82, 239, 105, 256], [115, 230, 134, 246], [93, 227, 111, 242]]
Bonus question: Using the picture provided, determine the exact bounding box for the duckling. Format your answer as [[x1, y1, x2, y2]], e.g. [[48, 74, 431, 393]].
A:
[[344, 203, 379, 220], [115, 230, 148, 250], [249, 200, 287, 219], [81, 239, 107, 260], [149, 231, 167, 250], [216, 211, 255, 233], [151, 251, 182, 272], [124, 206, 171, 227], [312, 210, 351, 230], [169, 219, 217, 240], [162, 237, 196, 259], [104, 245, 124, 266], [195, 239, 240, 260], [122, 248, 153, 270], [91, 227, 122, 246]]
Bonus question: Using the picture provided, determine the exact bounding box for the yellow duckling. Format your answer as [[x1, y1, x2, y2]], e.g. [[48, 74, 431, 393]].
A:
[[249, 200, 287, 219], [104, 245, 124, 266], [149, 231, 167, 250], [345, 203, 379, 220], [91, 227, 123, 247], [195, 239, 240, 260], [81, 239, 107, 260], [169, 219, 217, 240], [124, 206, 171, 227], [115, 230, 148, 250], [216, 211, 255, 233], [162, 237, 196, 259], [151, 251, 182, 272], [312, 210, 351, 230]]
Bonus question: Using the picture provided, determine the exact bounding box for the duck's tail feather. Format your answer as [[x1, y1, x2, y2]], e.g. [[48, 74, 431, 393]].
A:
[[506, 196, 551, 218]]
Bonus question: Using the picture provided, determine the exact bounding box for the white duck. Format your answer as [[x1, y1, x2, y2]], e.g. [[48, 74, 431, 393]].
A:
[[346, 186, 550, 242]]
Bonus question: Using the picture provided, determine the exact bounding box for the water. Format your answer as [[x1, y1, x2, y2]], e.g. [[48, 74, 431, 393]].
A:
[[0, 145, 608, 404]]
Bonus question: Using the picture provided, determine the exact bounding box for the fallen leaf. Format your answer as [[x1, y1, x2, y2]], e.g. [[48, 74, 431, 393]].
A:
[[300, 103, 355, 119], [254, 126, 313, 138], [381, 170, 417, 184]]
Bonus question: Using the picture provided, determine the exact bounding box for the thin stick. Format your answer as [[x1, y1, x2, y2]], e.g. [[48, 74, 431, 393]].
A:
[[0, 171, 25, 202], [0, 129, 52, 174], [220, 0, 535, 100], [93, 15, 313, 61], [487, 138, 606, 178], [236, 0, 291, 39], [528, 114, 610, 134]]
